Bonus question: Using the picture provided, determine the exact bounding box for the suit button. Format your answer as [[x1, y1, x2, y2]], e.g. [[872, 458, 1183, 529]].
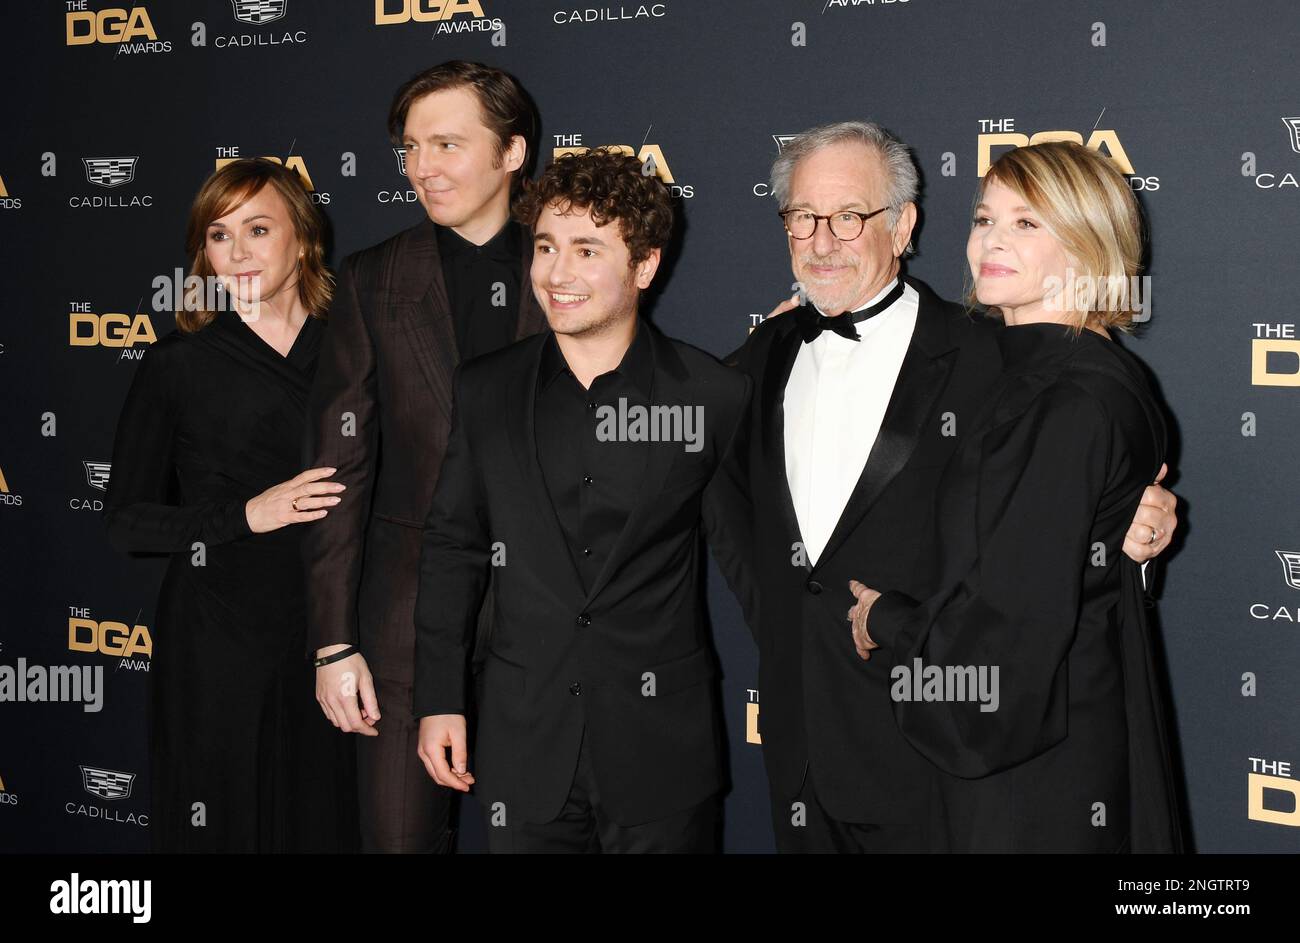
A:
[[576, 613, 591, 627], [569, 682, 582, 696], [582, 547, 592, 556], [807, 579, 823, 595], [583, 475, 593, 486]]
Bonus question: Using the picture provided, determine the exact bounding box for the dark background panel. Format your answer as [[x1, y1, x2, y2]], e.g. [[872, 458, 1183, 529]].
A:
[[1, 0, 1297, 854]]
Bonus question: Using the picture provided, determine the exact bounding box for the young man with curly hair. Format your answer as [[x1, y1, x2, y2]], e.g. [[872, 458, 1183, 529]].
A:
[[412, 149, 754, 853]]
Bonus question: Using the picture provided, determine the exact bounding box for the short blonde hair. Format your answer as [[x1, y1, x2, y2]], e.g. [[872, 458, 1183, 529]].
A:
[[966, 141, 1145, 332], [179, 158, 333, 333]]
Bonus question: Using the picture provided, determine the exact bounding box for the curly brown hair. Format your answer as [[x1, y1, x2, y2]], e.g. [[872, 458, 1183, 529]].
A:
[[514, 147, 674, 265]]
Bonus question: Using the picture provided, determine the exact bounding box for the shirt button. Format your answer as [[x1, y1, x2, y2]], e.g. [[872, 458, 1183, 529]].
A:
[[807, 579, 823, 595], [582, 548, 592, 556], [569, 682, 583, 696], [576, 613, 591, 627], [583, 475, 593, 486], [587, 400, 596, 409]]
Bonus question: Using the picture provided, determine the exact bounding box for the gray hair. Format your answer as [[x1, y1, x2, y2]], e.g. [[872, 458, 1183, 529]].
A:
[[770, 121, 920, 232]]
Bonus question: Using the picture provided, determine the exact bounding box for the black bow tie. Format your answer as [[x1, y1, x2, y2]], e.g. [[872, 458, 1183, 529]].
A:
[[794, 278, 906, 344]]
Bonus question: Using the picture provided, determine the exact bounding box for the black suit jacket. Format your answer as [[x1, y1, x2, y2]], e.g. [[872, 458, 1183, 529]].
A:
[[723, 276, 1003, 824], [413, 322, 752, 826], [301, 218, 547, 672]]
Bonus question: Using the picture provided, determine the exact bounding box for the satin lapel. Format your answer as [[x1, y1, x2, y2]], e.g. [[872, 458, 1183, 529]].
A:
[[505, 336, 587, 603], [761, 318, 810, 572], [817, 292, 958, 566], [582, 325, 685, 606], [400, 219, 458, 423]]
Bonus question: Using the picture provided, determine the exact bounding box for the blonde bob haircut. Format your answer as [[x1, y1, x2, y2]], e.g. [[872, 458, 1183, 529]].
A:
[[179, 158, 333, 333], [966, 141, 1145, 333]]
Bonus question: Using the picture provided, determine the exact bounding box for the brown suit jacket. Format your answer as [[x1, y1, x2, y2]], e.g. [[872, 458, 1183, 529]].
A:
[[302, 217, 547, 678]]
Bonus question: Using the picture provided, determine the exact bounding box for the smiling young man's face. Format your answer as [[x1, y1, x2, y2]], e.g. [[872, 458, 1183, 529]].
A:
[[530, 201, 660, 339]]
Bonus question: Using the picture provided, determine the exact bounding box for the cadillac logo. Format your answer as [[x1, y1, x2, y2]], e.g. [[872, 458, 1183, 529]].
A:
[[82, 158, 138, 189], [231, 0, 288, 25], [80, 765, 136, 800], [83, 461, 111, 492], [1283, 118, 1300, 155], [1276, 550, 1300, 590]]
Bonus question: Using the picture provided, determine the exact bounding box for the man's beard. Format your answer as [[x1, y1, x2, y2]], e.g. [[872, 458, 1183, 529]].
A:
[[798, 252, 862, 313]]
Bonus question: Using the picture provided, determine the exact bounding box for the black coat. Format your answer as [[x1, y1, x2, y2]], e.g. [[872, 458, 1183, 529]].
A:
[[103, 310, 357, 852], [869, 323, 1184, 852], [723, 277, 1003, 825], [412, 322, 753, 827]]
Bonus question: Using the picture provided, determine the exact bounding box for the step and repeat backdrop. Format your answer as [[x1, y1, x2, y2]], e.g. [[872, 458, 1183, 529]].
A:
[[0, 0, 1297, 853]]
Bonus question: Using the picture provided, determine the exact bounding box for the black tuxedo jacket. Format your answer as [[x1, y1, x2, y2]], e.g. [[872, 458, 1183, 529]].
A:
[[413, 322, 752, 826], [301, 218, 547, 672], [723, 276, 1003, 824]]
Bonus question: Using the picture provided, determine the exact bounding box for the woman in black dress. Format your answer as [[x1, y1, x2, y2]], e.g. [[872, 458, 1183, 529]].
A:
[[849, 142, 1183, 852], [104, 158, 357, 852]]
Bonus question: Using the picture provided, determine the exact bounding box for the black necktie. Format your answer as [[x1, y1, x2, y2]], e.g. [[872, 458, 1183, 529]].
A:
[[795, 278, 906, 344]]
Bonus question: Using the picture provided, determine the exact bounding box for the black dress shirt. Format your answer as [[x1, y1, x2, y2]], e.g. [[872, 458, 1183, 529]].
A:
[[436, 220, 521, 361], [535, 321, 653, 591]]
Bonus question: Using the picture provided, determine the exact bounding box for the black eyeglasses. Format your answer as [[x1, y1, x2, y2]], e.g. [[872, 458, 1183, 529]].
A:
[[778, 207, 888, 240]]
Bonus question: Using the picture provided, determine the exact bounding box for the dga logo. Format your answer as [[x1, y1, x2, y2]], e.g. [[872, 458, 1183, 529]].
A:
[[80, 766, 135, 800], [553, 140, 693, 198], [1249, 550, 1300, 622], [1251, 324, 1299, 387], [0, 173, 20, 210], [1249, 758, 1299, 827], [84, 462, 111, 492], [69, 305, 157, 357], [83, 157, 137, 189], [232, 0, 288, 24], [68, 612, 153, 663], [66, 5, 170, 53], [976, 119, 1157, 190], [1282, 117, 1300, 155], [0, 465, 21, 507], [214, 151, 327, 202], [375, 0, 494, 27]]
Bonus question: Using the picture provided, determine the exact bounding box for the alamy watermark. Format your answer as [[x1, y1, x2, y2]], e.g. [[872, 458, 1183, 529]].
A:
[[890, 657, 999, 713], [1043, 268, 1151, 323], [595, 397, 704, 453], [0, 660, 103, 712]]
